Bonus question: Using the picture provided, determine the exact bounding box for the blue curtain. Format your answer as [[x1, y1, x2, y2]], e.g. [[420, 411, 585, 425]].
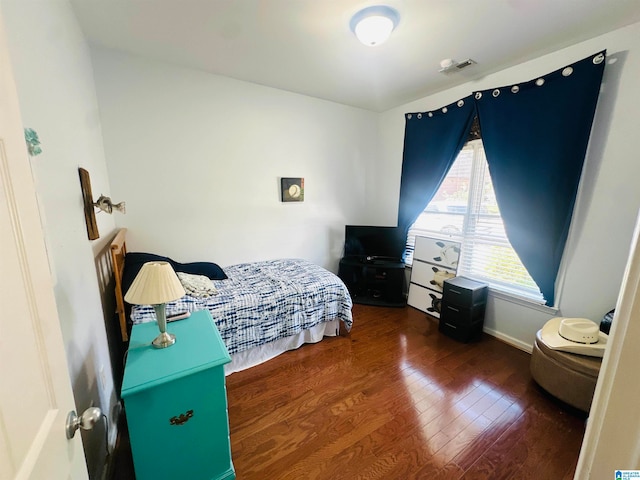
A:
[[475, 51, 606, 305], [397, 96, 476, 244], [397, 51, 605, 305]]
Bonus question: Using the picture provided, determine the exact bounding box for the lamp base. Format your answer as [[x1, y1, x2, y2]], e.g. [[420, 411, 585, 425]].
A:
[[152, 331, 176, 348]]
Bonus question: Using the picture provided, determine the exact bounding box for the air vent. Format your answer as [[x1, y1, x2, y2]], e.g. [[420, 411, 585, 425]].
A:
[[439, 58, 477, 74], [456, 59, 476, 69]]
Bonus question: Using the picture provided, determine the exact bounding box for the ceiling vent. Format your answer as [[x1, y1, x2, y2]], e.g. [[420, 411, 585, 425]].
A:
[[439, 58, 476, 74]]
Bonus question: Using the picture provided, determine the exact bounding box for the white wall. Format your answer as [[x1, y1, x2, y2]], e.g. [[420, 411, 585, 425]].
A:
[[92, 48, 379, 273], [576, 209, 640, 477], [378, 22, 640, 349], [1, 1, 119, 477]]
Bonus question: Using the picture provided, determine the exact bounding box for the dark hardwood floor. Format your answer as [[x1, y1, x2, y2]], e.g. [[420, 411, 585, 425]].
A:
[[112, 304, 587, 479]]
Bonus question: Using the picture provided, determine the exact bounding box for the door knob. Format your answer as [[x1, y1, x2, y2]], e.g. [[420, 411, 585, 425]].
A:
[[65, 407, 102, 439]]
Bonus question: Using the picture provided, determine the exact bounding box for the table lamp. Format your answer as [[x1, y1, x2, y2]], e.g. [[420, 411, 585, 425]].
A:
[[124, 261, 186, 348]]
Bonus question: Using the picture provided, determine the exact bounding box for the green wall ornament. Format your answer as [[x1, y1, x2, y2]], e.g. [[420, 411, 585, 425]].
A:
[[24, 128, 42, 156]]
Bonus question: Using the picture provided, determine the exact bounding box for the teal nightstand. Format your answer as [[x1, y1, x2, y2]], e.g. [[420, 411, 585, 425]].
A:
[[121, 309, 235, 480]]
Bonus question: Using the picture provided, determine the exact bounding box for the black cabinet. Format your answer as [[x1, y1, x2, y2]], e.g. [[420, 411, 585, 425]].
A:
[[439, 276, 488, 342], [339, 257, 405, 307]]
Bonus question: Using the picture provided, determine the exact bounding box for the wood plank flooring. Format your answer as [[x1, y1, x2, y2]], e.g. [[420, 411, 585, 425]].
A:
[[225, 305, 586, 480], [112, 304, 587, 479]]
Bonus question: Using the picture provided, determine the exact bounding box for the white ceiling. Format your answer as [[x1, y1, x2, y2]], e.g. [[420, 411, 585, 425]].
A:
[[70, 0, 640, 112]]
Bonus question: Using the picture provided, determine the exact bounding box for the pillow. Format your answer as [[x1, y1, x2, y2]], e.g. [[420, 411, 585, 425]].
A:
[[121, 253, 169, 296], [121, 252, 227, 298], [174, 261, 227, 281], [176, 272, 217, 298]]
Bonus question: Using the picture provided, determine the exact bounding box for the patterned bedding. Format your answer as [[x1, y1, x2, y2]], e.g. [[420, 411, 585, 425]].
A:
[[131, 258, 353, 355]]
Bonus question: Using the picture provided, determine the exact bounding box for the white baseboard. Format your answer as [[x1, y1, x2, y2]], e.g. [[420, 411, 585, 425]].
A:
[[483, 326, 533, 353]]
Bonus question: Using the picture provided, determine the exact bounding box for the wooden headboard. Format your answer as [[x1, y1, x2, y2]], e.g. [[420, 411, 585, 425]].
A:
[[110, 228, 129, 341]]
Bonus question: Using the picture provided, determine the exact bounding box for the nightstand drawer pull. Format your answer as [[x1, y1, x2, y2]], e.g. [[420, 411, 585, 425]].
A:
[[170, 409, 194, 426], [449, 288, 462, 295], [447, 306, 460, 312]]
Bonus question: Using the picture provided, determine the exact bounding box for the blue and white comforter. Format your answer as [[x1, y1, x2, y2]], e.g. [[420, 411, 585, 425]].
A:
[[131, 258, 353, 355]]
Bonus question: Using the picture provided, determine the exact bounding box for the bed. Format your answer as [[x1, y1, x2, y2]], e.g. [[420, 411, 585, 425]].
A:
[[110, 228, 353, 374]]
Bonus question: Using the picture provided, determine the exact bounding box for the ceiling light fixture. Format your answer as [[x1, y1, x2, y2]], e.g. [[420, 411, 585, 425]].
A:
[[350, 5, 400, 47]]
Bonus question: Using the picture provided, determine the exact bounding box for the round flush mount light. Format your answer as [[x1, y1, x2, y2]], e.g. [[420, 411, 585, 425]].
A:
[[350, 5, 400, 47]]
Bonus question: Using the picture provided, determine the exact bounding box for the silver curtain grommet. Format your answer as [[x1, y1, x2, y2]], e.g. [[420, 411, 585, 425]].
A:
[[492, 89, 500, 97], [442, 107, 448, 113], [475, 92, 482, 100], [535, 78, 545, 86], [511, 85, 519, 93], [428, 112, 433, 117], [407, 114, 412, 119], [562, 67, 573, 77], [417, 113, 422, 119], [457, 100, 464, 107], [593, 53, 605, 64]]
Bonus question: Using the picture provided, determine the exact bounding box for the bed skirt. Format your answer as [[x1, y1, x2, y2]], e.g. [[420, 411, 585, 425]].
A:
[[225, 319, 340, 375]]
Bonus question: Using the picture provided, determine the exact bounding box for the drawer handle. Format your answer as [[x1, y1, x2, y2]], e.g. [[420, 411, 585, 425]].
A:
[[444, 323, 458, 329], [449, 289, 462, 295], [169, 409, 194, 426], [447, 306, 460, 312]]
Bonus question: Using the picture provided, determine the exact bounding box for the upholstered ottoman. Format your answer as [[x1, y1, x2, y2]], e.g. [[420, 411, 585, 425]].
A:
[[530, 329, 602, 412]]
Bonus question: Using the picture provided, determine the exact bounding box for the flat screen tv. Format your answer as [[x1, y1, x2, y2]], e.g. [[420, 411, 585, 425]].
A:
[[344, 225, 403, 261]]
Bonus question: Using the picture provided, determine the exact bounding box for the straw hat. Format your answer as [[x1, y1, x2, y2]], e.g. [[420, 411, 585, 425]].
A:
[[539, 317, 608, 358]]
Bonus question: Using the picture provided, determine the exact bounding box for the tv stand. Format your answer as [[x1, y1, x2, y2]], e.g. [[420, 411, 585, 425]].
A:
[[338, 256, 406, 307]]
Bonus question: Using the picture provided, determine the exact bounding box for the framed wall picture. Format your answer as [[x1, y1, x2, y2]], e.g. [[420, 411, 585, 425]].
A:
[[78, 168, 100, 240], [281, 177, 304, 202]]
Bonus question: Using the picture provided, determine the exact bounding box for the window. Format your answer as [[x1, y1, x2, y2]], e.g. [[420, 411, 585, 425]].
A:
[[405, 140, 544, 302]]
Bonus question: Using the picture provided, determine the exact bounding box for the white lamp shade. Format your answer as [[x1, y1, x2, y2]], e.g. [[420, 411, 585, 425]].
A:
[[124, 261, 185, 305], [350, 5, 399, 47], [354, 15, 394, 46]]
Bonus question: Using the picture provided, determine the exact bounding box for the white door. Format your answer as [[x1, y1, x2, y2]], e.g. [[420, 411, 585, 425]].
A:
[[0, 10, 88, 480]]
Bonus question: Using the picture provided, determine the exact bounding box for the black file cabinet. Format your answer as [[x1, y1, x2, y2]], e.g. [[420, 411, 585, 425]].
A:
[[439, 276, 488, 342]]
